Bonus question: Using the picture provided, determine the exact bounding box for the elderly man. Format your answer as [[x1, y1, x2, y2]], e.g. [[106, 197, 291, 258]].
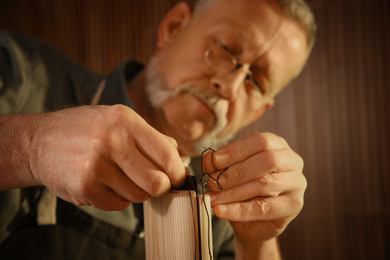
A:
[[0, 0, 316, 259]]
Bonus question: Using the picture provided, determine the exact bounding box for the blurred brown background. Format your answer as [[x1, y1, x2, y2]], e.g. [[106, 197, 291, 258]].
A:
[[1, 0, 389, 259]]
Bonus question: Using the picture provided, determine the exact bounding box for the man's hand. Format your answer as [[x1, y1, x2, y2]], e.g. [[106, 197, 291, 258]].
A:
[[0, 105, 187, 211], [202, 132, 306, 258]]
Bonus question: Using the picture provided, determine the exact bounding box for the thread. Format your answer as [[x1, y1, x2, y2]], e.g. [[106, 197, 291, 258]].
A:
[[199, 148, 228, 191], [198, 147, 229, 260], [178, 148, 228, 259]]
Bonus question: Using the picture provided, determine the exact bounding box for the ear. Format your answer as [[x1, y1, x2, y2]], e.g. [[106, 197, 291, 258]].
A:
[[250, 98, 275, 122], [157, 2, 192, 50]]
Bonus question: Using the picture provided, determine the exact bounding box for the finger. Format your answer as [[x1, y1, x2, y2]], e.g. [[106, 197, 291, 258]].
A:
[[114, 148, 172, 197], [87, 148, 168, 199], [162, 134, 179, 149], [212, 132, 289, 169], [207, 149, 303, 191], [201, 149, 215, 174], [212, 194, 303, 222], [133, 121, 187, 186], [208, 170, 305, 205], [87, 187, 132, 211], [69, 182, 132, 211], [100, 165, 151, 203]]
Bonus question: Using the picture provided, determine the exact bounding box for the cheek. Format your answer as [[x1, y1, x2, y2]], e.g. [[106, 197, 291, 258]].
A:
[[157, 47, 206, 89], [220, 98, 258, 137]]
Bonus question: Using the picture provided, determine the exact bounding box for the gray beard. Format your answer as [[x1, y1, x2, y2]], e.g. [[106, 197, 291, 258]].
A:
[[145, 56, 234, 154]]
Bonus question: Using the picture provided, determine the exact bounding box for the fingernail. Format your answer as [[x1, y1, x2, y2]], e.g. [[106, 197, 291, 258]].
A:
[[215, 152, 229, 167], [159, 183, 171, 196]]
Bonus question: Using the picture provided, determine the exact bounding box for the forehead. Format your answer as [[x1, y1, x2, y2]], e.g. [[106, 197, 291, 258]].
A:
[[192, 0, 308, 93], [194, 0, 286, 40]]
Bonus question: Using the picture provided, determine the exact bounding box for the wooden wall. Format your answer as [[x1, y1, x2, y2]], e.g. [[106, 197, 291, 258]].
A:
[[1, 0, 389, 259]]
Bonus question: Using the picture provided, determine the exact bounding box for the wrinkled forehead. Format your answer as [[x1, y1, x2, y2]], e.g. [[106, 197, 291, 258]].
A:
[[194, 0, 285, 26], [194, 0, 292, 47]]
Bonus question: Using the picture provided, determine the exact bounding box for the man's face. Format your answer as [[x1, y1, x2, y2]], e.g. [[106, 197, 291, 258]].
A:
[[145, 0, 308, 156]]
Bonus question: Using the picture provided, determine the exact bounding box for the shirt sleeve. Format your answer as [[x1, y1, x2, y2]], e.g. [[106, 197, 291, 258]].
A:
[[0, 31, 102, 115], [0, 31, 30, 114]]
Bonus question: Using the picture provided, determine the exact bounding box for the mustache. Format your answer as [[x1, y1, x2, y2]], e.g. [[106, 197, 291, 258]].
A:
[[175, 84, 220, 111]]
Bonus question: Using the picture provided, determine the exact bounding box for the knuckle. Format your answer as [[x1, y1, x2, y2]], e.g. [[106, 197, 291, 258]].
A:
[[92, 105, 128, 136], [301, 173, 308, 190], [165, 135, 178, 149], [253, 132, 271, 149], [262, 150, 278, 171], [292, 195, 305, 212], [228, 202, 245, 219], [101, 105, 133, 141], [149, 174, 170, 196], [234, 165, 247, 183], [159, 149, 183, 183], [253, 132, 288, 149], [107, 104, 130, 121], [159, 149, 177, 168], [296, 154, 305, 170], [254, 198, 272, 215], [256, 174, 273, 188]]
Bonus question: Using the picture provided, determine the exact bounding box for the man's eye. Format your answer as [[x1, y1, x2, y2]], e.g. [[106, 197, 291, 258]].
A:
[[221, 44, 232, 53], [220, 43, 239, 55]]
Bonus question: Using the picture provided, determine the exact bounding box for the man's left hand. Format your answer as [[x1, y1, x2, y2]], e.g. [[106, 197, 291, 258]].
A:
[[202, 132, 307, 243]]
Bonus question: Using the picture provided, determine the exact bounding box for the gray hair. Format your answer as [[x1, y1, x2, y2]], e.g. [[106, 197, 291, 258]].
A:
[[278, 0, 317, 54], [193, 0, 317, 55]]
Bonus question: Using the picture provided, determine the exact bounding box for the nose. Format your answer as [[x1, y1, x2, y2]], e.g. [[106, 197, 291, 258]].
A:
[[209, 63, 250, 101]]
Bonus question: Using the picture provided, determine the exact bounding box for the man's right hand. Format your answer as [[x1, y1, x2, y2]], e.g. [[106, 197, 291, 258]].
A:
[[0, 105, 187, 210]]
